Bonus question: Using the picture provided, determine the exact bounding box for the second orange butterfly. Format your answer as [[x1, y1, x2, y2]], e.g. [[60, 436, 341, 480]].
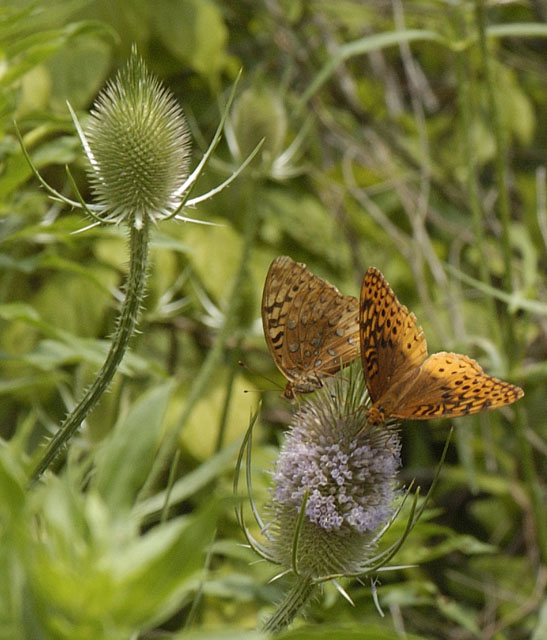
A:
[[360, 268, 524, 426]]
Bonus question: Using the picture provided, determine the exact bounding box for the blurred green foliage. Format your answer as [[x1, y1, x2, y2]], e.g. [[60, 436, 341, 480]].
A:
[[0, 0, 546, 638]]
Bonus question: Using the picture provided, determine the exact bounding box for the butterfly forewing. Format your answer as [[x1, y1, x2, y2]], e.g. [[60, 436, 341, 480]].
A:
[[262, 256, 303, 374], [360, 267, 428, 403], [262, 256, 360, 398]]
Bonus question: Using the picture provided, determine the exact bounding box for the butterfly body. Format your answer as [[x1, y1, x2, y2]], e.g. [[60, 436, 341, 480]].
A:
[[282, 373, 322, 400], [262, 256, 360, 399], [360, 268, 524, 424]]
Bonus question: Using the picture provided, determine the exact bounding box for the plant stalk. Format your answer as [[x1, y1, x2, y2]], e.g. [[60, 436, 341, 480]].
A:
[[261, 574, 316, 634], [474, 0, 515, 355], [31, 221, 150, 484], [454, 10, 502, 347]]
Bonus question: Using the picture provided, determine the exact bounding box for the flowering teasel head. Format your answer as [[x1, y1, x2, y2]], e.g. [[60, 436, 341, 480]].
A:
[[236, 362, 449, 635], [262, 366, 401, 579], [236, 365, 451, 631]]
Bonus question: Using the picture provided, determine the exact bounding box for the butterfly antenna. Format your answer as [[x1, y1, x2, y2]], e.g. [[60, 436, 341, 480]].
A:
[[237, 360, 284, 395]]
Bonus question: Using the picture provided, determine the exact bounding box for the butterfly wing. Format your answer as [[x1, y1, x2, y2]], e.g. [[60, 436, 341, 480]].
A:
[[389, 352, 524, 420], [262, 256, 305, 390], [262, 256, 359, 396], [360, 267, 428, 403], [286, 265, 359, 377]]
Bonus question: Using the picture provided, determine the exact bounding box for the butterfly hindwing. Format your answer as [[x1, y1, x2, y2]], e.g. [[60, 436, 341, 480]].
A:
[[390, 352, 525, 420]]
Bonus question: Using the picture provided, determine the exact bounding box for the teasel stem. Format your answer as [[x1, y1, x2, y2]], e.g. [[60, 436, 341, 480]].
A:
[[30, 221, 150, 484], [261, 574, 317, 634], [474, 0, 547, 563]]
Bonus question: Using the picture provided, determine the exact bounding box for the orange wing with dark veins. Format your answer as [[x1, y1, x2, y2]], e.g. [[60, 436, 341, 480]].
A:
[[389, 352, 524, 420]]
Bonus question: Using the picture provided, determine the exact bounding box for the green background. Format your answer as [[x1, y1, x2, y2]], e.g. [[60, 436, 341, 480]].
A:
[[0, 1, 545, 638]]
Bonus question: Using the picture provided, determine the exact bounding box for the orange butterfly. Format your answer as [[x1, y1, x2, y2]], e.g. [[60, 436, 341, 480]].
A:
[[360, 267, 524, 425], [262, 256, 360, 399]]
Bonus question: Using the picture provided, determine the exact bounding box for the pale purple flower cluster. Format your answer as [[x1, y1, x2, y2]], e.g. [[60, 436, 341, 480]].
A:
[[272, 420, 400, 535]]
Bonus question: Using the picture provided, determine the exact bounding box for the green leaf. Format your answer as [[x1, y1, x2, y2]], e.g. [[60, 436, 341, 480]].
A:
[[47, 37, 112, 111], [0, 135, 81, 200], [184, 222, 242, 303], [110, 503, 218, 628], [1, 21, 113, 89], [532, 599, 547, 640], [487, 23, 547, 39], [173, 631, 265, 640], [181, 373, 256, 461], [261, 188, 353, 270], [379, 579, 438, 608], [93, 382, 174, 513], [436, 596, 480, 636], [32, 269, 114, 339], [296, 29, 445, 113], [0, 372, 67, 397], [0, 303, 154, 377], [0, 303, 41, 324], [20, 336, 152, 375], [135, 440, 239, 525], [445, 264, 547, 315], [0, 449, 26, 519], [24, 482, 217, 638]]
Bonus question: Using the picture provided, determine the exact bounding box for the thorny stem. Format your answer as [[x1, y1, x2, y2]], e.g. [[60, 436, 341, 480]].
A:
[[474, 0, 547, 564], [261, 574, 317, 634], [31, 221, 150, 484]]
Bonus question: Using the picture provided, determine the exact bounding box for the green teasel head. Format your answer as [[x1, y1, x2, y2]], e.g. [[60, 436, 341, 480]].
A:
[[84, 47, 191, 229]]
